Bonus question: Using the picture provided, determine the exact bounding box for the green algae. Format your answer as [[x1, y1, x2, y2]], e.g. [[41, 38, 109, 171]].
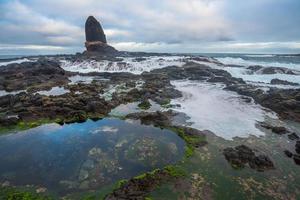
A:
[[0, 118, 56, 134], [147, 128, 300, 200], [164, 165, 186, 177], [167, 126, 206, 158], [0, 187, 53, 200], [114, 179, 128, 189], [138, 100, 151, 110], [133, 169, 160, 180], [0, 113, 106, 135], [159, 98, 171, 107], [184, 145, 194, 158]]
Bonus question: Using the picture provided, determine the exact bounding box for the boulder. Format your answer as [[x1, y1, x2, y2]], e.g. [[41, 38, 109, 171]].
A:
[[270, 78, 299, 86], [223, 145, 274, 171], [284, 150, 293, 158], [288, 133, 299, 140], [293, 154, 300, 165], [296, 141, 300, 154]]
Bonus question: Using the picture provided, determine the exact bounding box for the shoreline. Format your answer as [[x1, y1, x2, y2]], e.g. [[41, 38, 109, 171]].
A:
[[0, 52, 299, 199]]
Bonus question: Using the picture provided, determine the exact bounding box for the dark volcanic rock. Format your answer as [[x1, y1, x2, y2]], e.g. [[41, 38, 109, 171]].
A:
[[260, 123, 289, 135], [149, 62, 245, 85], [247, 65, 300, 75], [223, 145, 274, 171], [247, 65, 263, 71], [84, 43, 118, 54], [126, 111, 174, 127], [85, 16, 106, 43], [0, 59, 71, 92], [296, 141, 300, 154], [270, 126, 288, 135], [225, 84, 300, 122], [288, 132, 300, 140], [223, 145, 255, 169], [105, 169, 171, 200], [84, 16, 118, 54], [260, 67, 299, 75], [270, 78, 299, 86], [248, 155, 274, 171], [293, 154, 300, 165], [284, 150, 293, 158]]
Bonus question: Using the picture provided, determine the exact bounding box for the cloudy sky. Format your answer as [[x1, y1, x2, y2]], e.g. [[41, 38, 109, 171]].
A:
[[0, 0, 300, 55]]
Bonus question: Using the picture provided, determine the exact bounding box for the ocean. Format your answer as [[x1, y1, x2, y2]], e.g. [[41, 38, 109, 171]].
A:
[[203, 53, 300, 70]]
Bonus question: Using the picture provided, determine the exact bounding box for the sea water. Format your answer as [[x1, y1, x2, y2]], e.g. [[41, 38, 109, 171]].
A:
[[0, 118, 185, 194]]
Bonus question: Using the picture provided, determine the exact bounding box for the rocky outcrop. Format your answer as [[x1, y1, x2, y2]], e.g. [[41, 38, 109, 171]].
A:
[[85, 16, 107, 44], [0, 59, 71, 92], [270, 78, 299, 86], [247, 65, 300, 75], [259, 122, 289, 135], [225, 84, 300, 122], [84, 16, 118, 55], [149, 62, 245, 85], [223, 145, 274, 171]]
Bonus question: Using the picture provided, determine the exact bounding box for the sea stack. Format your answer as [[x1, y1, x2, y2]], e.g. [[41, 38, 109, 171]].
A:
[[84, 16, 118, 54]]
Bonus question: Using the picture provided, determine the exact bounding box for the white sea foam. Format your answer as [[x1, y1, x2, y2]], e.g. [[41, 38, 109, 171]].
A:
[[68, 75, 109, 85], [0, 90, 25, 97], [171, 80, 277, 140], [36, 86, 70, 96], [244, 54, 275, 58], [223, 67, 300, 86], [215, 57, 300, 71], [68, 75, 95, 84], [61, 56, 185, 74], [198, 58, 300, 87], [61, 55, 300, 89], [0, 58, 32, 66]]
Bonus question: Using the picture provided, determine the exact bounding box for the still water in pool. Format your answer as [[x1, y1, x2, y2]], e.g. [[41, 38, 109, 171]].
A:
[[0, 118, 185, 194]]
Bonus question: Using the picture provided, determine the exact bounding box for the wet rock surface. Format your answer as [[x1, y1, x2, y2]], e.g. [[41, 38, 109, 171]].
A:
[[126, 111, 207, 148], [247, 65, 300, 75], [0, 85, 110, 126], [0, 52, 299, 199], [270, 78, 299, 86], [126, 111, 175, 127], [150, 62, 245, 85], [259, 122, 289, 135], [223, 145, 274, 171], [0, 59, 71, 92], [225, 84, 300, 122], [288, 132, 300, 140], [105, 169, 171, 200]]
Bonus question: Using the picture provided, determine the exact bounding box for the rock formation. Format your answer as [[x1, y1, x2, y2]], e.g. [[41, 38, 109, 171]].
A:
[[84, 16, 118, 54], [85, 16, 107, 44]]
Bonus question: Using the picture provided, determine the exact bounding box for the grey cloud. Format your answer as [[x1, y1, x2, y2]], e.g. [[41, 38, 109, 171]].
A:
[[0, 0, 299, 54]]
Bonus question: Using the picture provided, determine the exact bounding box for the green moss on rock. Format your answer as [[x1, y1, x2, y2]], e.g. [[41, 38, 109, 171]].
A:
[[0, 187, 53, 200], [138, 99, 151, 110], [164, 165, 186, 177]]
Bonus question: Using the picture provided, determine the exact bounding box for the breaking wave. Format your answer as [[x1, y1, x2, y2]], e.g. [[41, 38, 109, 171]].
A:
[[216, 57, 300, 71], [0, 58, 32, 66], [61, 56, 185, 74]]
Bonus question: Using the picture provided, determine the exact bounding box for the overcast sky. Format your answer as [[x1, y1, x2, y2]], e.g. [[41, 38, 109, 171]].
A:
[[0, 0, 300, 55]]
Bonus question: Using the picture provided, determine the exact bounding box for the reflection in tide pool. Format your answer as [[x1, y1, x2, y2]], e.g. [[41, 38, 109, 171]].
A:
[[0, 118, 185, 195]]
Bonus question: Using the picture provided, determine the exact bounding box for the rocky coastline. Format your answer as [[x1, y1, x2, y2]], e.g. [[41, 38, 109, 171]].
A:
[[0, 16, 299, 199]]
